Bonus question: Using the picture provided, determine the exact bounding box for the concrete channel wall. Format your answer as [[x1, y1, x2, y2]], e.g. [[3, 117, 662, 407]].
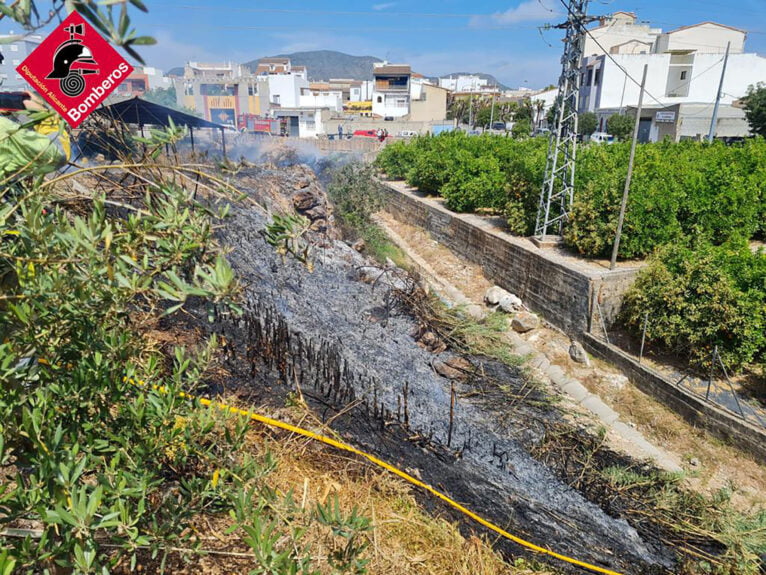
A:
[[380, 180, 766, 463], [379, 181, 639, 335], [584, 334, 766, 461]]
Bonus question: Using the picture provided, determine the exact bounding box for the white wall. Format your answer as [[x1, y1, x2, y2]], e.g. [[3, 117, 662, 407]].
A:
[[350, 81, 373, 102], [590, 53, 766, 111], [267, 74, 309, 108], [439, 75, 489, 92], [583, 21, 660, 58], [372, 92, 409, 118], [656, 23, 745, 54], [299, 90, 342, 111]]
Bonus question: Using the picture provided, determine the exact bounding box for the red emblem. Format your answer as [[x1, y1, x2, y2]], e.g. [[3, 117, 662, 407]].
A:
[[16, 11, 133, 127]]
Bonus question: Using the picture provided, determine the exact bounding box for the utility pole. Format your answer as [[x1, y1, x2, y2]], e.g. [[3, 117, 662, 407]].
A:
[[610, 64, 648, 270], [708, 41, 731, 143], [490, 88, 497, 128], [534, 0, 598, 240]]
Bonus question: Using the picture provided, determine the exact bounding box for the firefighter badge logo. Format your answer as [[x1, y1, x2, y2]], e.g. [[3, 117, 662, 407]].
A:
[[17, 11, 133, 127]]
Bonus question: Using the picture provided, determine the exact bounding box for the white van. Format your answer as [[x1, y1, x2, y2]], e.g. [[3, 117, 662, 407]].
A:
[[398, 130, 418, 138], [589, 132, 615, 144]]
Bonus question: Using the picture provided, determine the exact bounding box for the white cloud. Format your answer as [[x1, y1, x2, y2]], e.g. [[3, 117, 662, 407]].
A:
[[372, 2, 397, 10], [470, 0, 559, 27]]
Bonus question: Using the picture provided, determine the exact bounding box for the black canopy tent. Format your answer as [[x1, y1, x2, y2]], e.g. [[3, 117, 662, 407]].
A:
[[96, 96, 231, 156]]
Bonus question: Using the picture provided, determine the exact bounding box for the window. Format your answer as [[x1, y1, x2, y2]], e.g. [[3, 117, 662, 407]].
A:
[[594, 69, 602, 85], [272, 94, 280, 104], [377, 96, 382, 103], [248, 84, 257, 96], [680, 71, 687, 80], [586, 69, 593, 86]]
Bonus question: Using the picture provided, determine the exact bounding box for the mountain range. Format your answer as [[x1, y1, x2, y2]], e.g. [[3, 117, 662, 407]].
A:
[[169, 50, 512, 89]]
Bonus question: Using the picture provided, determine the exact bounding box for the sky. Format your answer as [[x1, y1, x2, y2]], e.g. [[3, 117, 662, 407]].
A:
[[3, 0, 766, 88]]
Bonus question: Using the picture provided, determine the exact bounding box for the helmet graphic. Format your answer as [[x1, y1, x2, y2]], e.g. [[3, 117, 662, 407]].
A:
[[45, 24, 99, 98], [46, 41, 98, 79]]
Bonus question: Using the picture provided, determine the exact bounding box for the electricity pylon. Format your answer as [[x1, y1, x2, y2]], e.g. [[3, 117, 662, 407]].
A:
[[534, 1, 596, 239]]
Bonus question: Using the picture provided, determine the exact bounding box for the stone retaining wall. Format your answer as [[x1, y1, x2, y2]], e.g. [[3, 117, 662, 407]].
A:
[[380, 181, 639, 335]]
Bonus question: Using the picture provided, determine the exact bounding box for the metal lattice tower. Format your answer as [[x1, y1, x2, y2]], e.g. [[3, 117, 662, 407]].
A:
[[535, 1, 593, 239]]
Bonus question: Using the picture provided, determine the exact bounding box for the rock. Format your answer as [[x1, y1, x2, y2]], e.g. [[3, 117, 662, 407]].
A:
[[569, 341, 591, 366], [420, 331, 439, 348], [484, 286, 510, 306], [689, 457, 701, 467], [433, 357, 472, 380], [352, 239, 366, 252], [295, 177, 312, 189], [385, 257, 396, 268], [498, 293, 523, 313], [465, 304, 486, 320], [605, 374, 629, 390], [511, 312, 539, 333], [358, 266, 383, 284], [303, 206, 327, 220], [293, 190, 318, 211]]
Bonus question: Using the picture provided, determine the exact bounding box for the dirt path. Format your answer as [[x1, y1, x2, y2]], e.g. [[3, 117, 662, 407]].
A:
[[376, 212, 766, 513]]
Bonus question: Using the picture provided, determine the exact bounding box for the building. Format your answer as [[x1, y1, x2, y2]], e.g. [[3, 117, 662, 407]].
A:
[[583, 12, 661, 57], [174, 62, 268, 126], [579, 15, 759, 141], [0, 34, 42, 90], [299, 84, 343, 111], [410, 79, 449, 123], [439, 74, 493, 93], [579, 51, 766, 140], [349, 80, 373, 102], [250, 57, 309, 110], [654, 22, 746, 55], [372, 63, 411, 118], [114, 66, 172, 98]]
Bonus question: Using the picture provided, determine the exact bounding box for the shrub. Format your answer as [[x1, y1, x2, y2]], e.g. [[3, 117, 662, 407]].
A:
[[621, 242, 766, 374]]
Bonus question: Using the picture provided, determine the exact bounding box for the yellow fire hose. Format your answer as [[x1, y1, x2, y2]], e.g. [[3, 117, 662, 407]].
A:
[[128, 379, 624, 575]]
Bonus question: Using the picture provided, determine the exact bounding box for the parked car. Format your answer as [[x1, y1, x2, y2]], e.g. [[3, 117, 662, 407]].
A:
[[353, 129, 391, 140], [589, 131, 615, 144], [398, 130, 418, 138], [533, 127, 550, 138]]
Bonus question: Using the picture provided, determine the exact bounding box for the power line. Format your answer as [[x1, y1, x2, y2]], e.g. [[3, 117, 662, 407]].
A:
[[556, 0, 667, 107]]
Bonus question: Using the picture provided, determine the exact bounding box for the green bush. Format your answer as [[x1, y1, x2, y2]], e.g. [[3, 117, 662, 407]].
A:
[[621, 242, 766, 374]]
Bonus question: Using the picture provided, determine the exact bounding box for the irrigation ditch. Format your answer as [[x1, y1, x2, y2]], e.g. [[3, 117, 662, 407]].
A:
[[173, 157, 765, 574]]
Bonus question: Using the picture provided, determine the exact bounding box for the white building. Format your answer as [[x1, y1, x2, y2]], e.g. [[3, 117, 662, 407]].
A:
[[299, 86, 343, 111], [579, 52, 766, 140], [439, 74, 491, 93], [350, 80, 373, 102], [578, 16, 758, 141], [372, 63, 411, 118], [655, 22, 746, 55], [583, 12, 661, 57]]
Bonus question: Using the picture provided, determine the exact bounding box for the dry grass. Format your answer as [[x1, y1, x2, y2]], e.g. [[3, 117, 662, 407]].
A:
[[581, 363, 766, 513], [124, 399, 558, 575]]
